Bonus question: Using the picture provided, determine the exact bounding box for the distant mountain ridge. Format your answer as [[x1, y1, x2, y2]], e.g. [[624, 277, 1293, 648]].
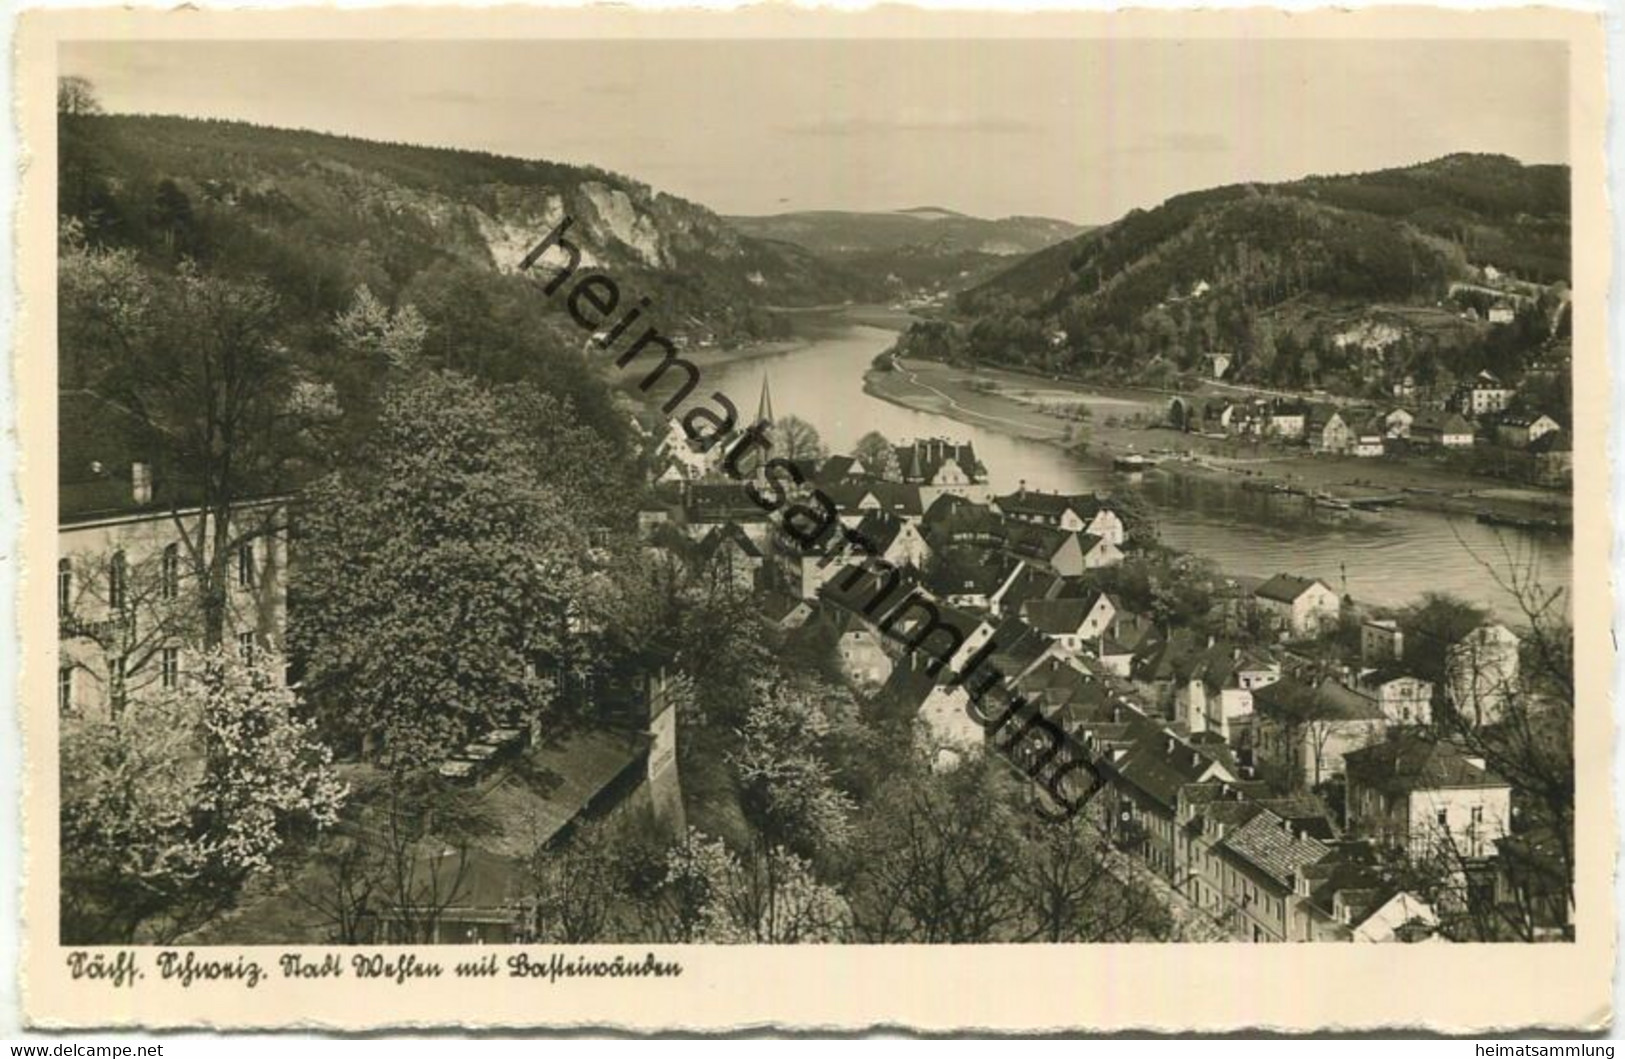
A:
[[727, 208, 1085, 296]]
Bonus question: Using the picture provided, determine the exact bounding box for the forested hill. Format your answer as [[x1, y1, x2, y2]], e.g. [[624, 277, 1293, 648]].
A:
[[949, 154, 1569, 389], [727, 208, 1084, 297], [60, 114, 863, 347]]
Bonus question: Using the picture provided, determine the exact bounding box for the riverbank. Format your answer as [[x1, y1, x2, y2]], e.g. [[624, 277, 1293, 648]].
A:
[[865, 356, 1570, 524], [682, 305, 916, 375]]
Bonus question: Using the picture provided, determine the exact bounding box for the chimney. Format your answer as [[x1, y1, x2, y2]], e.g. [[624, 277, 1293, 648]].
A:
[[131, 462, 152, 505], [1165, 735, 1175, 753]]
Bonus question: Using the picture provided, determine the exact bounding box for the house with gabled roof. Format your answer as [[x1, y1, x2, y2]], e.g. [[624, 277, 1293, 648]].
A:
[[1296, 841, 1443, 942], [991, 489, 1127, 546], [1306, 406, 1353, 454], [1097, 720, 1238, 880], [1529, 428, 1572, 485], [881, 593, 996, 679], [690, 521, 763, 593], [58, 391, 292, 720], [1252, 573, 1341, 637], [1351, 665, 1434, 726], [1410, 410, 1476, 448], [919, 496, 1004, 550], [678, 482, 774, 546], [1097, 612, 1157, 677], [824, 481, 925, 527], [1266, 401, 1310, 440], [1010, 656, 1114, 727], [1456, 370, 1513, 417], [847, 510, 932, 570], [1446, 621, 1521, 726], [1251, 675, 1390, 789], [1000, 522, 1122, 576], [1021, 592, 1118, 654], [818, 569, 904, 688], [760, 589, 813, 631], [1178, 643, 1281, 743], [981, 613, 1060, 684], [1344, 733, 1512, 862], [1495, 411, 1561, 450], [915, 673, 985, 772], [893, 437, 990, 503], [1216, 806, 1335, 942], [935, 550, 1021, 611], [989, 561, 1063, 618]]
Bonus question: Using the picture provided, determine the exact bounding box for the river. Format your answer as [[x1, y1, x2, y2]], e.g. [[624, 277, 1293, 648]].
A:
[[707, 313, 1571, 618]]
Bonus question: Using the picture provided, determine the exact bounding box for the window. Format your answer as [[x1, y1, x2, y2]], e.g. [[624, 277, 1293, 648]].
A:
[[237, 543, 255, 589], [57, 667, 72, 711], [238, 632, 256, 664], [1470, 806, 1484, 825], [161, 646, 179, 691], [1436, 809, 1449, 828], [108, 551, 128, 611], [57, 558, 72, 617], [161, 544, 180, 601]]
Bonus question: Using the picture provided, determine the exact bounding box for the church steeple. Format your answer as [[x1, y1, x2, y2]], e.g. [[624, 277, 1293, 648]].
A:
[[756, 374, 775, 426]]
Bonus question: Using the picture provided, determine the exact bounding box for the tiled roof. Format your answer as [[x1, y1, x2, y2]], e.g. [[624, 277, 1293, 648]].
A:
[[883, 595, 987, 667], [996, 563, 1064, 612], [817, 563, 920, 625], [1001, 522, 1073, 563], [1254, 573, 1330, 604], [1251, 676, 1384, 723], [1111, 726, 1233, 810], [991, 490, 1115, 521], [1022, 595, 1106, 636], [894, 438, 986, 483], [1099, 612, 1156, 656], [684, 482, 770, 523], [474, 726, 650, 854], [817, 454, 860, 482], [59, 390, 205, 523], [943, 551, 1019, 596], [1344, 734, 1508, 794], [695, 521, 763, 562], [851, 511, 908, 554], [1219, 808, 1333, 888], [1412, 410, 1474, 435]]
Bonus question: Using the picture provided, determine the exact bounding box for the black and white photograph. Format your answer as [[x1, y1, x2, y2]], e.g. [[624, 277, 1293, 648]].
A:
[[16, 5, 1613, 1034]]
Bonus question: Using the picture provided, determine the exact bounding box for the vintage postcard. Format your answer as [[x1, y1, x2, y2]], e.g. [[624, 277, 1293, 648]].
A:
[[13, 4, 1613, 1033]]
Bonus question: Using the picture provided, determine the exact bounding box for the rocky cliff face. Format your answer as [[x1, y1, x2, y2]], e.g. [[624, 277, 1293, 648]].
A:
[[61, 115, 862, 342]]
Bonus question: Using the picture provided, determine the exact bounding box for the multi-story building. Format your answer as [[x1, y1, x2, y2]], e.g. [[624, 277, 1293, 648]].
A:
[[60, 399, 290, 719], [1446, 622, 1522, 726], [1344, 734, 1513, 862]]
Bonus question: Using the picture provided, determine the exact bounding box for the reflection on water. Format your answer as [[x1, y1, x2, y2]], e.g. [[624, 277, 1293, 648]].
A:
[[708, 316, 1571, 617]]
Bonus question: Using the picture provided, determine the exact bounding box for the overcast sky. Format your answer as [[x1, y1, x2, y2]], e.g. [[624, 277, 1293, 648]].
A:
[[63, 39, 1568, 224]]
